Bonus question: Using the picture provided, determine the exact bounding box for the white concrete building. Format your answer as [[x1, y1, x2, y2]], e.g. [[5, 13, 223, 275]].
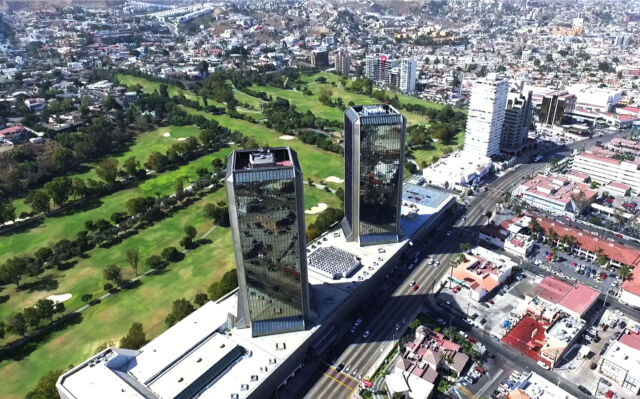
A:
[[599, 333, 640, 394], [508, 371, 577, 399], [572, 147, 640, 192], [399, 59, 416, 93], [463, 74, 509, 158]]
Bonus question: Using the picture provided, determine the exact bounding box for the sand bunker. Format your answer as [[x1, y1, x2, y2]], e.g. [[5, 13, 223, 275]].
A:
[[324, 176, 344, 184], [279, 135, 296, 140], [305, 202, 328, 215], [163, 132, 171, 137], [47, 293, 72, 303], [177, 137, 187, 141]]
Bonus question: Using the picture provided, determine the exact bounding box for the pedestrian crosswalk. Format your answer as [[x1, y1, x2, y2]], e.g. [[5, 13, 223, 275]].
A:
[[458, 385, 481, 399]]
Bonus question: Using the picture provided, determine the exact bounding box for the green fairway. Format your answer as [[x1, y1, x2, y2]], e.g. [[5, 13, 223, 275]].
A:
[[116, 74, 260, 116], [249, 84, 345, 122], [0, 146, 235, 263], [181, 107, 345, 184], [408, 129, 465, 167], [0, 190, 236, 399]]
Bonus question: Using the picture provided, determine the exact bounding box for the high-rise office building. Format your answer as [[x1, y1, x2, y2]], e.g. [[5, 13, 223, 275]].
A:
[[334, 49, 351, 76], [501, 88, 533, 155], [365, 55, 399, 85], [399, 59, 416, 92], [342, 104, 406, 246], [226, 147, 311, 337], [311, 49, 329, 68], [463, 74, 509, 158], [539, 91, 576, 126]]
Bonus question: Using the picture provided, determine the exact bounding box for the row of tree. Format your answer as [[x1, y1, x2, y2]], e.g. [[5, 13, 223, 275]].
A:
[[3, 299, 65, 338]]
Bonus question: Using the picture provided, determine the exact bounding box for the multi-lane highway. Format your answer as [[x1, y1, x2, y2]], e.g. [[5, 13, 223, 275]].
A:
[[283, 133, 622, 399]]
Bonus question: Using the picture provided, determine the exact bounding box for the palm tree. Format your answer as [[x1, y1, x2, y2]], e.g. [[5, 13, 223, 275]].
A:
[[618, 266, 632, 281]]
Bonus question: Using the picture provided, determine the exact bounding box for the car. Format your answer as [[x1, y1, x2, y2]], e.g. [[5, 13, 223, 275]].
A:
[[336, 363, 345, 372], [537, 360, 549, 370], [578, 385, 592, 396], [437, 318, 445, 325], [605, 390, 614, 399], [363, 330, 370, 338], [410, 281, 416, 287], [452, 286, 461, 293], [350, 326, 356, 333], [434, 260, 440, 266], [446, 231, 452, 237], [427, 258, 434, 265], [487, 299, 495, 305], [355, 318, 362, 326], [599, 378, 612, 387], [468, 337, 477, 344], [412, 284, 420, 292]]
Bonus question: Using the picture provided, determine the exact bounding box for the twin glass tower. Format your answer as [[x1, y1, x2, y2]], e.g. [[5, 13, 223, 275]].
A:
[[226, 105, 406, 337]]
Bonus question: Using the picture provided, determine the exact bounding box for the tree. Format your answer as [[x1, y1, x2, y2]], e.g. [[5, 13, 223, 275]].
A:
[[184, 225, 197, 240], [95, 159, 119, 185], [165, 298, 195, 327], [203, 203, 230, 227], [44, 176, 73, 207], [0, 321, 5, 340], [336, 187, 344, 202], [145, 151, 167, 172], [126, 196, 155, 216], [0, 258, 25, 288], [194, 292, 208, 307], [459, 243, 471, 252], [126, 248, 140, 276], [161, 246, 181, 262], [175, 179, 185, 200], [122, 156, 140, 177], [7, 312, 27, 336], [72, 178, 88, 199], [25, 369, 64, 399], [119, 322, 147, 349], [618, 266, 632, 281], [146, 255, 163, 269], [0, 200, 16, 225], [35, 299, 55, 322], [25, 190, 51, 214], [24, 307, 42, 329], [103, 264, 122, 286]]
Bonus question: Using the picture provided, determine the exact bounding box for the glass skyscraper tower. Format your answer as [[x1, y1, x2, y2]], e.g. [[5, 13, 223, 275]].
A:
[[226, 148, 311, 337], [342, 104, 406, 246]]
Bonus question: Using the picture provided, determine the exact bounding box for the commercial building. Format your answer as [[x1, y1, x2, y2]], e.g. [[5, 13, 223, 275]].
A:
[[463, 74, 509, 158], [572, 146, 640, 192], [398, 58, 416, 93], [226, 148, 311, 337], [452, 246, 515, 301], [342, 104, 406, 246], [566, 84, 621, 112], [422, 150, 493, 189], [599, 332, 640, 394], [513, 174, 597, 219], [57, 184, 455, 399], [501, 89, 533, 155], [507, 371, 577, 399], [311, 49, 329, 68], [539, 91, 576, 126], [333, 49, 350, 76]]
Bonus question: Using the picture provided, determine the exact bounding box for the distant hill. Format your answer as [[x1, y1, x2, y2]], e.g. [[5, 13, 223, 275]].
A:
[[0, 0, 124, 11]]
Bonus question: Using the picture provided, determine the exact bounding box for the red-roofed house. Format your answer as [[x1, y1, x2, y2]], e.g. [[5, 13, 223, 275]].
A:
[[0, 125, 27, 143]]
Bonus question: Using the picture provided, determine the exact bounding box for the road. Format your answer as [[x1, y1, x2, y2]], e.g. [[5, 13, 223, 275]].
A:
[[283, 133, 620, 399]]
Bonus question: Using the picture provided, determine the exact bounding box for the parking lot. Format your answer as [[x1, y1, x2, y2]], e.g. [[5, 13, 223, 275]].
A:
[[529, 242, 619, 295]]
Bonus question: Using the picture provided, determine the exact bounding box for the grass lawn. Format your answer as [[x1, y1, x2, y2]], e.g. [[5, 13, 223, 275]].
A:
[[116, 74, 260, 116], [10, 125, 202, 217], [303, 185, 342, 226], [0, 146, 235, 263], [181, 107, 345, 184], [408, 130, 465, 167], [0, 190, 236, 399], [249, 84, 344, 122]]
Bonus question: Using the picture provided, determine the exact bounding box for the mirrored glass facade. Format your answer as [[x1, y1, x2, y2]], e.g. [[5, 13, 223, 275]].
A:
[[342, 105, 406, 246], [226, 148, 310, 337]]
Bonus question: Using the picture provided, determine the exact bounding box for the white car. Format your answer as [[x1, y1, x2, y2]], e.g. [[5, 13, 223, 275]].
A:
[[363, 330, 370, 338], [537, 360, 550, 370]]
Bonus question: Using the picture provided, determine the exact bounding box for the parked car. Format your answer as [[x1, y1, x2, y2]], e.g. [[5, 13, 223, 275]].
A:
[[578, 385, 592, 396], [362, 330, 370, 338]]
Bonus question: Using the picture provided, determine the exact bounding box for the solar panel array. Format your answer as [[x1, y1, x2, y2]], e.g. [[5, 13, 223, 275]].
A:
[[308, 247, 360, 279]]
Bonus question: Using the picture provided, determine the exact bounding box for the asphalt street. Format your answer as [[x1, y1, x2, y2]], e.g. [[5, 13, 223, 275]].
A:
[[279, 132, 623, 399]]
